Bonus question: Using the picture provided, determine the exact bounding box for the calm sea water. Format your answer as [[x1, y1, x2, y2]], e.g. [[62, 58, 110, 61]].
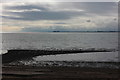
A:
[[1, 32, 119, 63]]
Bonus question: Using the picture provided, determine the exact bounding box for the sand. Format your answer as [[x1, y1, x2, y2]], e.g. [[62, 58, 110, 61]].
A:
[[2, 64, 119, 80]]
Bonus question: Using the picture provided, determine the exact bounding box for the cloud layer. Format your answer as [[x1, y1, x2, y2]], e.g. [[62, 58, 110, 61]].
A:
[[1, 2, 118, 32]]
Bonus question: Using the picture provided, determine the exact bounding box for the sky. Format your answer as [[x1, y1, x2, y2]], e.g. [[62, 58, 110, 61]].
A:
[[1, 0, 118, 32]]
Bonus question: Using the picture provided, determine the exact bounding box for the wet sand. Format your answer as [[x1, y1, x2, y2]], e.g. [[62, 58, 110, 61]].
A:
[[2, 65, 119, 80]]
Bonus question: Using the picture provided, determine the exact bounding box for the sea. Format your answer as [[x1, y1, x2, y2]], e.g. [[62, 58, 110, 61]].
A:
[[1, 32, 119, 68]]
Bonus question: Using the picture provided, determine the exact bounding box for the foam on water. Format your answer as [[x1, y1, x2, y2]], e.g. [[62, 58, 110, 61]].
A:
[[0, 50, 8, 55]]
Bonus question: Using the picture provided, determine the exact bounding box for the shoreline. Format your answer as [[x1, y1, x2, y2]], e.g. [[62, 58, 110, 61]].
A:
[[2, 49, 116, 63]]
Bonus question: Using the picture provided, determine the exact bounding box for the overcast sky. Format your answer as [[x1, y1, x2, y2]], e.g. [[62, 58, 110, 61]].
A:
[[1, 1, 118, 32]]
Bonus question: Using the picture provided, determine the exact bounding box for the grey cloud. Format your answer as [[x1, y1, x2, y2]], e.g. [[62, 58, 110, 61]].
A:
[[4, 4, 49, 11], [3, 11, 85, 20], [54, 22, 66, 24], [3, 2, 117, 21], [2, 3, 97, 21], [83, 2, 117, 16], [59, 2, 117, 16], [3, 3, 87, 21], [86, 20, 91, 22]]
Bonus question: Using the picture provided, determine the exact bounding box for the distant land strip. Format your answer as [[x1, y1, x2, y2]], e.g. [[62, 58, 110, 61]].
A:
[[52, 31, 120, 32]]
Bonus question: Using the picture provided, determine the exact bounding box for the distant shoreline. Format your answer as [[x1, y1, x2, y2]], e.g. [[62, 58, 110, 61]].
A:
[[1, 31, 120, 33], [52, 31, 120, 32]]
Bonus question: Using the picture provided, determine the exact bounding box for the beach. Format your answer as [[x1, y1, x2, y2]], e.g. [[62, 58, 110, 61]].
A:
[[2, 64, 119, 80]]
